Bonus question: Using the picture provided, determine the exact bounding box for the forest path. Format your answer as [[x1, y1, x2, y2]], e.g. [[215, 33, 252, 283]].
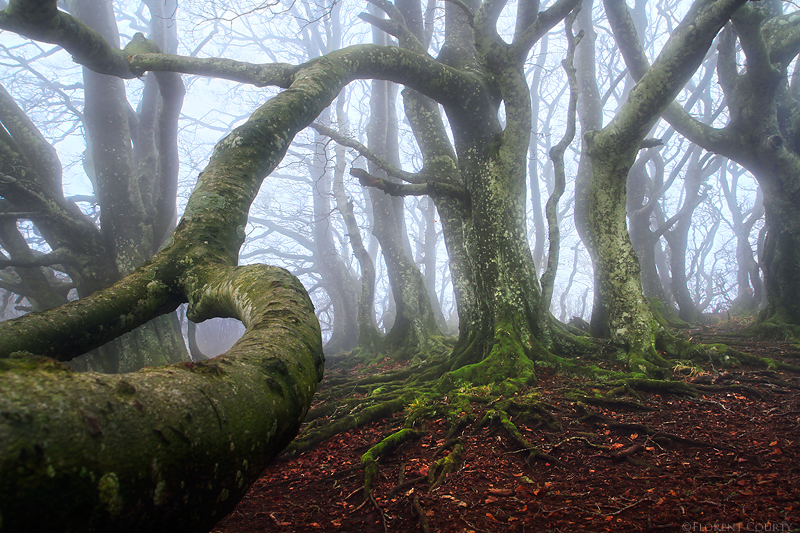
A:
[[213, 327, 800, 533]]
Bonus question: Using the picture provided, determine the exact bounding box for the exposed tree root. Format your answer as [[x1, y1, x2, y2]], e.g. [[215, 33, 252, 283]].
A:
[[412, 494, 431, 533], [564, 389, 656, 410], [284, 395, 412, 456], [613, 378, 701, 397], [362, 428, 425, 493], [387, 475, 427, 497], [692, 383, 765, 400], [428, 444, 463, 490], [278, 327, 799, 521], [366, 492, 388, 533], [574, 403, 738, 452], [477, 409, 564, 467]]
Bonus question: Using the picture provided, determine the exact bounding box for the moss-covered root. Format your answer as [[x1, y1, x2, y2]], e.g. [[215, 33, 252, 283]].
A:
[[564, 389, 655, 411], [749, 311, 800, 341], [362, 428, 425, 493], [480, 410, 563, 467], [504, 397, 563, 431], [672, 341, 800, 372], [428, 444, 463, 491], [612, 378, 700, 397], [283, 396, 410, 457]]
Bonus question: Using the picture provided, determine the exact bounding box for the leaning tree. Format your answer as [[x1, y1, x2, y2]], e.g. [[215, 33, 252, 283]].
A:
[[0, 0, 754, 530]]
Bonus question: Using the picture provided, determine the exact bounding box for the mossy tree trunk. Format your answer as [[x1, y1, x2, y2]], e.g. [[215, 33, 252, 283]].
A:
[[607, 1, 800, 334], [0, 265, 322, 533], [583, 0, 747, 368], [338, 0, 586, 384]]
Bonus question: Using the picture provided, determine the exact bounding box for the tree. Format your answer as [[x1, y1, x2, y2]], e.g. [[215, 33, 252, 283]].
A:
[[0, 2, 325, 530], [575, 0, 746, 370], [0, 0, 189, 372], [606, 0, 800, 336], [719, 160, 765, 314]]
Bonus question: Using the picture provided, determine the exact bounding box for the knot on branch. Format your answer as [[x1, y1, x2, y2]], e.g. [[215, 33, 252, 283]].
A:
[[767, 135, 784, 151]]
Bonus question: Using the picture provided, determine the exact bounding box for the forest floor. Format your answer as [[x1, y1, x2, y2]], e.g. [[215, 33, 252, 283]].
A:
[[212, 323, 800, 533]]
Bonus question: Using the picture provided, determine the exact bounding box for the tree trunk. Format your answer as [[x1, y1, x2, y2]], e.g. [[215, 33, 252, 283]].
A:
[[367, 78, 442, 358], [331, 95, 383, 352], [0, 266, 322, 533], [585, 0, 747, 365], [721, 166, 764, 315], [310, 116, 360, 355], [606, 2, 798, 333]]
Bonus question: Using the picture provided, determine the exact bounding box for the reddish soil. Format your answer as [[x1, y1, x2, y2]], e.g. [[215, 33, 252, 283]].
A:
[[212, 332, 800, 533]]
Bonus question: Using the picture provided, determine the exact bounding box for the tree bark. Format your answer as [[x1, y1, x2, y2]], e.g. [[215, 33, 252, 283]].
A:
[[585, 0, 747, 365], [0, 265, 322, 533]]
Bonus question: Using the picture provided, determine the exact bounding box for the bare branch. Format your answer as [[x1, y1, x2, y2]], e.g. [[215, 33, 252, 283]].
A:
[[310, 123, 421, 183], [351, 168, 467, 200]]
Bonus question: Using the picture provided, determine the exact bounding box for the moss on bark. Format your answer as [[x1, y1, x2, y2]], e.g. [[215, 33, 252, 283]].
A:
[[0, 265, 323, 533]]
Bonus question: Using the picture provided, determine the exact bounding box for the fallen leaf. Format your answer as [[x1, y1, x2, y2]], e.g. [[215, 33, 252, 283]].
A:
[[488, 488, 514, 496]]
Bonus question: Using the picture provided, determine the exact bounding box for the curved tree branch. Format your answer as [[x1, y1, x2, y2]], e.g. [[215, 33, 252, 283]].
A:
[[310, 122, 422, 183], [0, 264, 322, 533], [0, 0, 138, 77]]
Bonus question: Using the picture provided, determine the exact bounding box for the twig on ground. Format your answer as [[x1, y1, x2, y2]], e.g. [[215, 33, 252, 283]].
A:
[[412, 494, 431, 533], [609, 497, 655, 515], [368, 492, 388, 533]]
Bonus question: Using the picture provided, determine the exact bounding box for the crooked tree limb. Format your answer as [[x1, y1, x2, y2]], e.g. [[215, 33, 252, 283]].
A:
[[0, 265, 323, 533]]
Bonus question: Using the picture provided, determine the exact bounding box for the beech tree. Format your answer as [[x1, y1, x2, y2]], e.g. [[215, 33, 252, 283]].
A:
[[606, 0, 800, 336], [578, 0, 748, 369], [0, 0, 189, 372]]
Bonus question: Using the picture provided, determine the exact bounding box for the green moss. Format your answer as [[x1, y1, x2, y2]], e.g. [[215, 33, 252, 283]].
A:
[[428, 443, 463, 489], [177, 361, 227, 376], [97, 473, 123, 516], [122, 33, 161, 55], [439, 326, 537, 392], [361, 428, 424, 493], [0, 356, 70, 373]]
